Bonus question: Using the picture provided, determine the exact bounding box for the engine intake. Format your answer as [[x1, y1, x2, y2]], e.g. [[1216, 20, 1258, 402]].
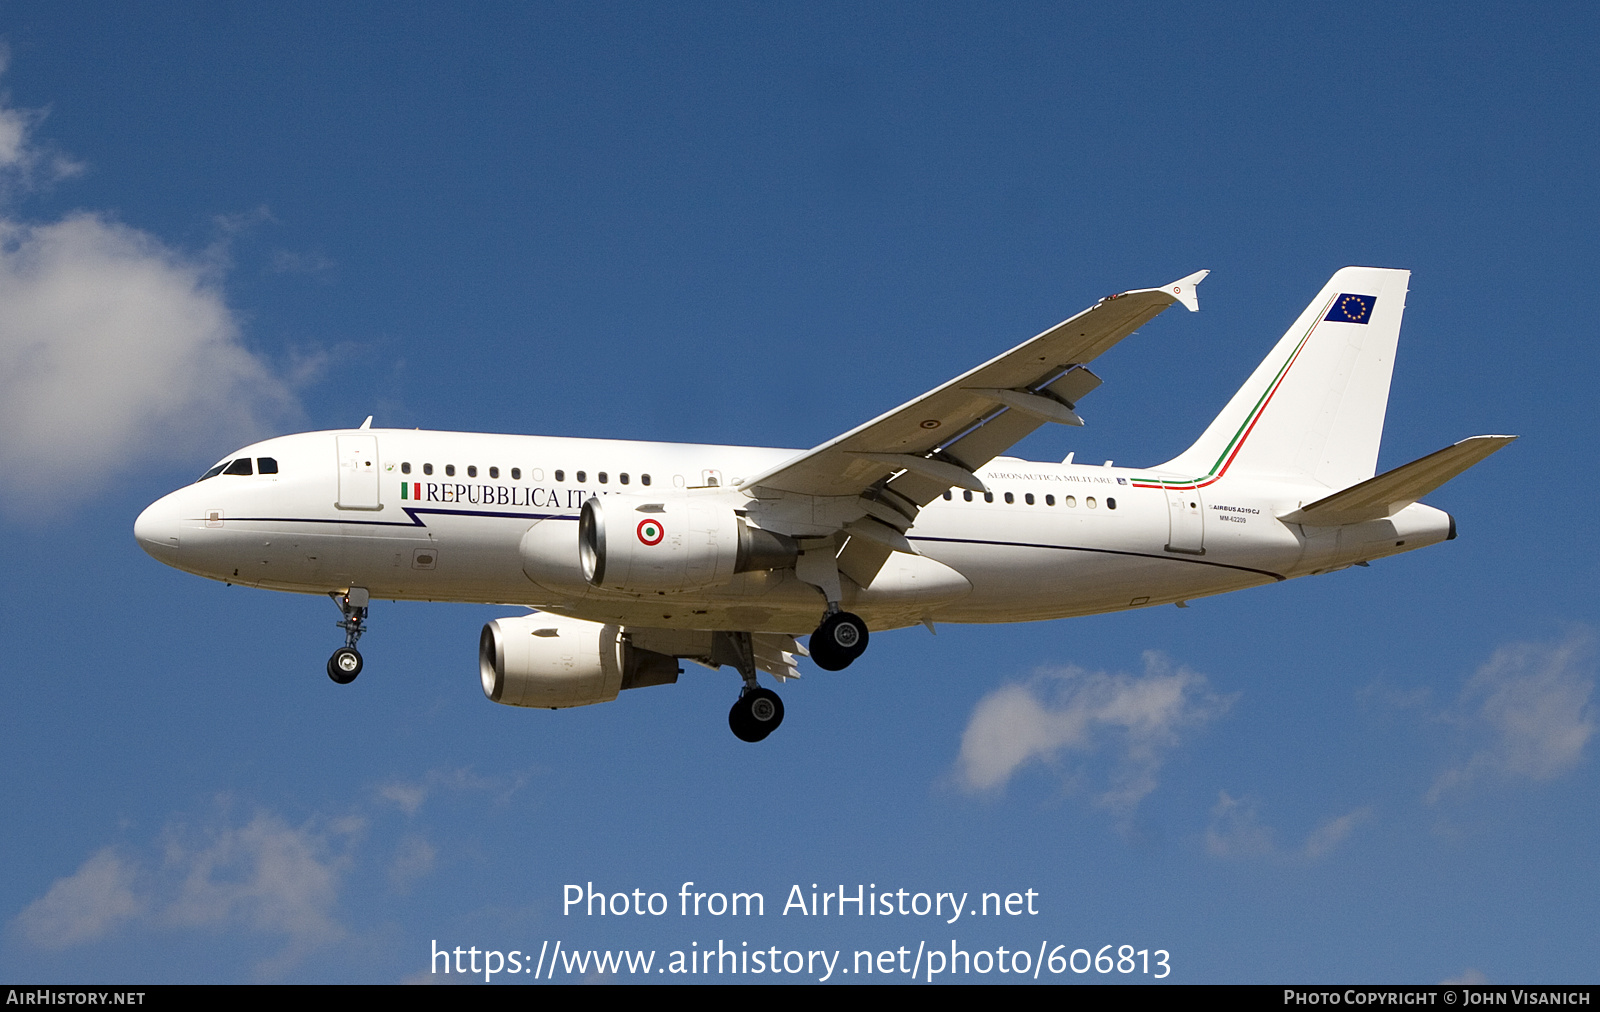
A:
[[480, 612, 679, 709]]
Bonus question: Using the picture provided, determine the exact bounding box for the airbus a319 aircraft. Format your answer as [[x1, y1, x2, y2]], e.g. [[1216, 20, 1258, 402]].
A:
[[135, 267, 1513, 741]]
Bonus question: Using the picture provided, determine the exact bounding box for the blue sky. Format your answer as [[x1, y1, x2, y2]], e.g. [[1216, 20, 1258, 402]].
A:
[[0, 2, 1594, 984]]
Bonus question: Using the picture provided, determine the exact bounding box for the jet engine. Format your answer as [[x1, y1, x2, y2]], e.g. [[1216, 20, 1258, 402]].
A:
[[578, 494, 797, 594], [480, 612, 680, 709]]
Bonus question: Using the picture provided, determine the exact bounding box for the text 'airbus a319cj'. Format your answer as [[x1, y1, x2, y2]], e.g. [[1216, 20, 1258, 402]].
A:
[[136, 267, 1513, 741]]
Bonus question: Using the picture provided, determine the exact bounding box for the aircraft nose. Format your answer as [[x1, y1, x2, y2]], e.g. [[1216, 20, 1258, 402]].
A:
[[134, 496, 182, 557]]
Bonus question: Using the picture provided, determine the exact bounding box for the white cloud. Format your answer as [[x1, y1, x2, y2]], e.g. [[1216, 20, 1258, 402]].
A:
[[376, 767, 513, 817], [389, 835, 437, 892], [11, 808, 356, 978], [1204, 792, 1276, 858], [0, 49, 83, 191], [1442, 968, 1490, 985], [1429, 634, 1595, 802], [12, 849, 143, 949], [379, 782, 429, 817], [10, 770, 513, 970], [160, 812, 352, 969], [1302, 807, 1371, 860], [1204, 792, 1371, 862], [0, 64, 296, 512], [955, 652, 1231, 811]]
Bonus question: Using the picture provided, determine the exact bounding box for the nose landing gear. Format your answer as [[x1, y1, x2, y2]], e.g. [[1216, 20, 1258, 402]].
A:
[[326, 588, 369, 684]]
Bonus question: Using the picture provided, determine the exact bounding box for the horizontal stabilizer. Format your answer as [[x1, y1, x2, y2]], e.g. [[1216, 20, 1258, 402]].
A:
[[1280, 435, 1517, 527]]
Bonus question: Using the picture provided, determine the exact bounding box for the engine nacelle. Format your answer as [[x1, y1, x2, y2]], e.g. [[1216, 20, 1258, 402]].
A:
[[480, 612, 679, 709], [578, 494, 796, 594]]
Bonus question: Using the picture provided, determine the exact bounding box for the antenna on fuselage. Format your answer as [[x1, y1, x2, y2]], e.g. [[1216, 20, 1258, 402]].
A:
[[359, 415, 373, 430]]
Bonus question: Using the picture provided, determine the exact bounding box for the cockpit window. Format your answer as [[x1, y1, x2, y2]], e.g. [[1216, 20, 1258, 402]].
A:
[[224, 458, 254, 476], [257, 457, 279, 475], [198, 461, 229, 481]]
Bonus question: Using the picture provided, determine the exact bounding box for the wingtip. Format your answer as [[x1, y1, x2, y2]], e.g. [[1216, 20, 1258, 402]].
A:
[[1166, 269, 1209, 312]]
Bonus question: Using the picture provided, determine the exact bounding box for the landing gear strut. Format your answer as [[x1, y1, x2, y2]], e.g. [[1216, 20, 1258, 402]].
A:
[[809, 610, 869, 671], [326, 588, 369, 684]]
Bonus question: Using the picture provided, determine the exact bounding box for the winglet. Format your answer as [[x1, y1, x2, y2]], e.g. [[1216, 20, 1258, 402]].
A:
[[1165, 269, 1209, 312]]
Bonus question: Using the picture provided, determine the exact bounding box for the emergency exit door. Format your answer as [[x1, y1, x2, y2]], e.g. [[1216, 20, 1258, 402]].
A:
[[1162, 482, 1205, 555], [336, 435, 382, 510]]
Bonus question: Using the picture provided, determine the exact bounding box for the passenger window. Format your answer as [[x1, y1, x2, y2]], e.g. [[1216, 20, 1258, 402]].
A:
[[1046, 495, 1055, 506], [224, 458, 253, 476], [598, 472, 608, 484], [1087, 496, 1097, 508], [1065, 495, 1076, 507], [620, 473, 630, 485], [1025, 493, 1034, 505], [641, 474, 652, 486], [555, 470, 565, 482], [489, 466, 499, 479], [511, 468, 520, 480], [963, 490, 973, 502], [983, 492, 994, 503], [446, 465, 456, 477], [423, 463, 433, 476], [467, 465, 477, 478], [1107, 497, 1117, 510], [400, 462, 411, 475], [1004, 492, 1014, 504], [942, 490, 952, 500], [576, 471, 587, 483], [199, 462, 228, 481]]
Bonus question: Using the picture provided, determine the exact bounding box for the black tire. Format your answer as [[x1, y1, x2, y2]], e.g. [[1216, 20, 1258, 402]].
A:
[[728, 687, 784, 742], [810, 612, 869, 670], [327, 647, 363, 684]]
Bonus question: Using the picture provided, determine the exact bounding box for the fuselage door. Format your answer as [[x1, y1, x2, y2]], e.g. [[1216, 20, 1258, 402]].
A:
[[336, 434, 383, 510], [1161, 480, 1205, 555]]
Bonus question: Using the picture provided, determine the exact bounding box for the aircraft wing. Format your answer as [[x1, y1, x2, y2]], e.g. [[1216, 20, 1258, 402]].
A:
[[741, 270, 1208, 509]]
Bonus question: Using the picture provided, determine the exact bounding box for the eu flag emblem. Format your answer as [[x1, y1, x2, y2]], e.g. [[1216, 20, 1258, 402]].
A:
[[1325, 293, 1375, 324]]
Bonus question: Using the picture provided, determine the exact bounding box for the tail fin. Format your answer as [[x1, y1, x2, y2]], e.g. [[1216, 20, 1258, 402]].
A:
[[1157, 267, 1411, 490]]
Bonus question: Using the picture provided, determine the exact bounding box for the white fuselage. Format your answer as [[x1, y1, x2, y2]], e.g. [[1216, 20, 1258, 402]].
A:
[[134, 427, 1455, 636]]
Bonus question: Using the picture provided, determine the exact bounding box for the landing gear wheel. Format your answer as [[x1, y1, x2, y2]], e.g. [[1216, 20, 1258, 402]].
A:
[[809, 611, 869, 671], [728, 687, 785, 742], [327, 647, 363, 684]]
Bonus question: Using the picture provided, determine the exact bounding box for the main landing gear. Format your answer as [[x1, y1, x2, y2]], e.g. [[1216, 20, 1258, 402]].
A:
[[713, 631, 786, 743], [326, 587, 369, 684], [728, 686, 785, 743], [808, 610, 869, 671], [718, 611, 870, 742]]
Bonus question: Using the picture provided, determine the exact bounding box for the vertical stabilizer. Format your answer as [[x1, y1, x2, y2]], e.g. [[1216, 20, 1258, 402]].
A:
[[1157, 267, 1411, 491]]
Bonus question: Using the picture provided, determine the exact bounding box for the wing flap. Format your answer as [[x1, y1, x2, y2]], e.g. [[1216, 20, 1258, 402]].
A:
[[1280, 435, 1517, 526]]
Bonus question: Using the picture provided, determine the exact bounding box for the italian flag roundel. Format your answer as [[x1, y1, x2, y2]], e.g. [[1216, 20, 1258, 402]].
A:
[[636, 519, 665, 546]]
